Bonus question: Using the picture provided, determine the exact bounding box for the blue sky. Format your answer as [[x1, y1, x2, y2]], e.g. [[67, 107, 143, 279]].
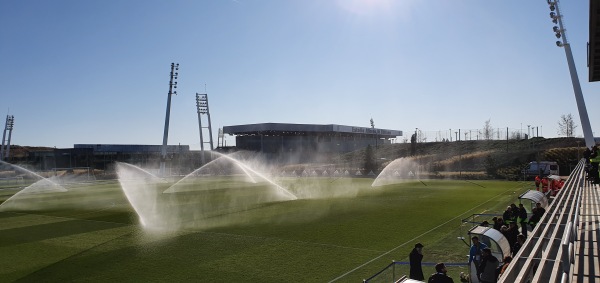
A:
[[1, 0, 598, 149]]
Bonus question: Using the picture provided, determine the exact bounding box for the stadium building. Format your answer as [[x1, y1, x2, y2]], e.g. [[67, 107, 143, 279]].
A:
[[223, 123, 403, 154], [22, 144, 194, 172]]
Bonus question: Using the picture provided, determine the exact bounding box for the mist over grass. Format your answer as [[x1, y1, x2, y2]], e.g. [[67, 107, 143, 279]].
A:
[[0, 153, 532, 282]]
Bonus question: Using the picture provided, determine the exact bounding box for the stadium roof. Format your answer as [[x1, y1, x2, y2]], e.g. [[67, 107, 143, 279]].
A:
[[589, 0, 600, 81], [223, 123, 403, 138]]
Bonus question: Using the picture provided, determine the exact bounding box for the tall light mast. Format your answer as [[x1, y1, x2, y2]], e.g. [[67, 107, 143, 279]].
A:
[[548, 1, 595, 147], [160, 63, 179, 176], [196, 93, 214, 165], [0, 115, 14, 161]]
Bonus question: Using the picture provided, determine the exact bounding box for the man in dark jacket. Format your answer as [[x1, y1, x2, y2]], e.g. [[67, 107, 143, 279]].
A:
[[428, 263, 454, 283], [518, 203, 528, 237], [478, 248, 499, 283], [409, 243, 425, 280]]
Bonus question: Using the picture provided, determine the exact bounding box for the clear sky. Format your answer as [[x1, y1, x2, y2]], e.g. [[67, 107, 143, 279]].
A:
[[1, 0, 599, 149]]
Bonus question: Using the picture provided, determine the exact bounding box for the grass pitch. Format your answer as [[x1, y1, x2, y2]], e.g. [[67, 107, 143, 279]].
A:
[[0, 178, 531, 282]]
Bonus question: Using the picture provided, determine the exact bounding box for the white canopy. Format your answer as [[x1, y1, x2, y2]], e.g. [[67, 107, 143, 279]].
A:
[[468, 226, 512, 283], [469, 226, 512, 261], [518, 190, 549, 209]]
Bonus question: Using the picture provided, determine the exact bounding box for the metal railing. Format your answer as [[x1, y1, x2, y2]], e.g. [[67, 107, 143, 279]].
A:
[[498, 159, 586, 282], [363, 261, 468, 283]]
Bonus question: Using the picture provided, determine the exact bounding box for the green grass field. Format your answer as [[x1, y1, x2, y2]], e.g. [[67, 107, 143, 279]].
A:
[[0, 177, 532, 282]]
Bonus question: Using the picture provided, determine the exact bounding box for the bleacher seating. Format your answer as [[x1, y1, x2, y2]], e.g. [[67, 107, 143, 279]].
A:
[[499, 159, 599, 282]]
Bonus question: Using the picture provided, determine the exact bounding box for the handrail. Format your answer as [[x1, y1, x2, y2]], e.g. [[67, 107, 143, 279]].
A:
[[499, 159, 586, 283]]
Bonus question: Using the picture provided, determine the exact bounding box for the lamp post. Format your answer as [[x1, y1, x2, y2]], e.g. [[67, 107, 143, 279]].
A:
[[196, 93, 214, 165], [370, 118, 376, 148], [548, 1, 594, 147], [160, 63, 179, 176], [415, 128, 418, 143], [0, 115, 14, 161]]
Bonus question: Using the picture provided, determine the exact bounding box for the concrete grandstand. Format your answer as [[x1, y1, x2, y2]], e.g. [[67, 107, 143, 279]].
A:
[[223, 123, 403, 154]]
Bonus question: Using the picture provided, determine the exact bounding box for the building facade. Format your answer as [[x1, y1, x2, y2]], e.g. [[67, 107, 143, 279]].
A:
[[223, 123, 403, 154]]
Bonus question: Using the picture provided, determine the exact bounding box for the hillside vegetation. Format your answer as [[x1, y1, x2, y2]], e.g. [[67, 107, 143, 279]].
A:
[[337, 137, 585, 180]]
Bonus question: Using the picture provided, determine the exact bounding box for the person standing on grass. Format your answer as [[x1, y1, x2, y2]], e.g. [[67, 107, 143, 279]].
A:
[[409, 243, 425, 280], [469, 236, 488, 277], [428, 262, 454, 283], [478, 248, 499, 283]]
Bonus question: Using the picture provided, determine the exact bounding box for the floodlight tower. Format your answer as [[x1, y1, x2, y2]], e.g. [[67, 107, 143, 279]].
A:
[[160, 63, 179, 176], [0, 115, 14, 160], [196, 93, 214, 165], [548, 1, 595, 148], [217, 128, 224, 148]]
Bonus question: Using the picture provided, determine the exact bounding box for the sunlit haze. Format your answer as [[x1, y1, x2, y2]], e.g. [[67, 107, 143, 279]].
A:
[[1, 0, 597, 149]]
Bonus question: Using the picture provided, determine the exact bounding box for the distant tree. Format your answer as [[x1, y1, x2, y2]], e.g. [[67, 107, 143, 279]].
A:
[[484, 155, 498, 177], [557, 114, 577, 137], [364, 144, 376, 172], [510, 131, 523, 140], [416, 129, 427, 143], [483, 119, 493, 140]]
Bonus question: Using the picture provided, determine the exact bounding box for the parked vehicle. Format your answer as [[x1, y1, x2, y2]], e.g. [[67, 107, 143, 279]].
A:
[[522, 161, 559, 178]]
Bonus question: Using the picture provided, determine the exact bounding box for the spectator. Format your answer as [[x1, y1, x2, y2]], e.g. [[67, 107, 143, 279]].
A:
[[502, 206, 513, 225], [493, 217, 503, 231], [469, 236, 488, 276], [428, 262, 454, 283], [584, 147, 592, 179], [529, 208, 541, 229], [510, 204, 519, 222], [518, 203, 528, 237], [498, 256, 512, 278], [534, 203, 546, 218], [479, 248, 499, 283], [499, 225, 508, 234], [506, 223, 519, 249], [512, 234, 526, 257], [590, 146, 599, 184], [409, 243, 425, 281]]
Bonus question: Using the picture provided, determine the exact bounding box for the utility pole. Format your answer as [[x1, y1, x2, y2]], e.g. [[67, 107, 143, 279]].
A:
[[160, 63, 179, 176], [370, 118, 376, 148]]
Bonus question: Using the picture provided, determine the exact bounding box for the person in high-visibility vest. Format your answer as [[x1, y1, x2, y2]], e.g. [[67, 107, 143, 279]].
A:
[[590, 146, 600, 184]]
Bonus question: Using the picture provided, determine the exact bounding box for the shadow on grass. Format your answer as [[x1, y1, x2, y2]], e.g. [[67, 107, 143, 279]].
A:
[[0, 219, 126, 247], [0, 212, 22, 219], [11, 229, 375, 283]]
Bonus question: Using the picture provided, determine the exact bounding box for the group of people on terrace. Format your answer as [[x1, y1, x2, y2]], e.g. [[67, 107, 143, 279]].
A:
[[584, 145, 600, 184], [468, 202, 545, 282], [534, 175, 564, 196], [408, 200, 547, 283]]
